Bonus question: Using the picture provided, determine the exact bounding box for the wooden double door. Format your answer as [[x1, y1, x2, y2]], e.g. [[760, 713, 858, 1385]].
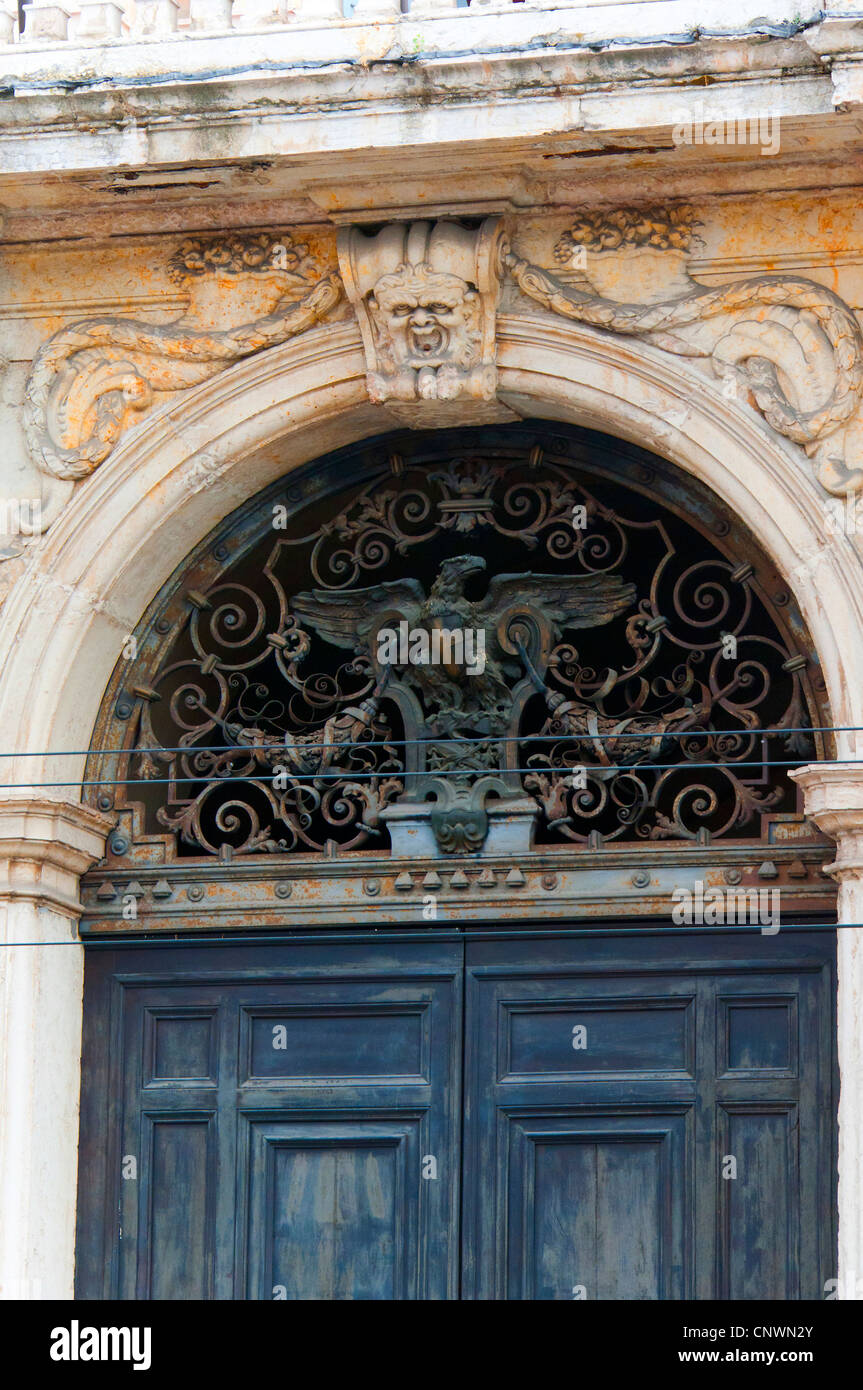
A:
[[76, 927, 836, 1300]]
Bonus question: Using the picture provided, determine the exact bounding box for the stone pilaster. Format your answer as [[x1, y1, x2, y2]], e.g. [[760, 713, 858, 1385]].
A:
[[790, 763, 863, 1300], [0, 798, 112, 1300]]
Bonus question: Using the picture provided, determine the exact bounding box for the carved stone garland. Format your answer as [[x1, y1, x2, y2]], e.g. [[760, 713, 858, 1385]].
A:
[[505, 206, 863, 497], [14, 208, 863, 499], [21, 233, 341, 483]]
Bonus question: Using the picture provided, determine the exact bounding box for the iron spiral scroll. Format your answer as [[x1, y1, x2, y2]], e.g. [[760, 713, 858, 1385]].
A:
[[91, 427, 828, 860]]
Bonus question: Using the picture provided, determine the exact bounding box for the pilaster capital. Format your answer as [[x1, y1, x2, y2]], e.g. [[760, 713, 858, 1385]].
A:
[[0, 797, 114, 917], [790, 764, 863, 879]]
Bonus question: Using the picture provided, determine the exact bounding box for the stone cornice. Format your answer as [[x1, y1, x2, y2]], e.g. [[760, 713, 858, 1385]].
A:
[[3, 23, 863, 239], [0, 797, 114, 916], [0, 3, 826, 81], [0, 23, 835, 185]]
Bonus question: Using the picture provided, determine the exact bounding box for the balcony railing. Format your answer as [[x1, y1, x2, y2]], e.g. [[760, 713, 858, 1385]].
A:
[[4, 0, 813, 49], [1, 0, 570, 46]]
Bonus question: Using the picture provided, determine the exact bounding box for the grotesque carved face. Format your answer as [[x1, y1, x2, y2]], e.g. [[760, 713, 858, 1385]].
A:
[[369, 262, 480, 369]]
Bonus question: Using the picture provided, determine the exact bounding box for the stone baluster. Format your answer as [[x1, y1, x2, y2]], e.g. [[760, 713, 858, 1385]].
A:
[[188, 0, 233, 28], [74, 0, 124, 37], [409, 0, 459, 16], [24, 1, 72, 40], [0, 0, 17, 44], [236, 0, 294, 26], [135, 0, 180, 31], [352, 0, 400, 20], [294, 0, 343, 19]]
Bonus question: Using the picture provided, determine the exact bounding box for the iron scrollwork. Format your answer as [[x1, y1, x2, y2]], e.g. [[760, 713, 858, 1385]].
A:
[[110, 432, 823, 858]]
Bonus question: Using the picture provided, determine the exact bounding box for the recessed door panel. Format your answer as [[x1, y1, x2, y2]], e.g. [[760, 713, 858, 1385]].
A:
[[245, 1118, 421, 1300], [463, 930, 836, 1301], [505, 1111, 687, 1301], [142, 1115, 216, 1301]]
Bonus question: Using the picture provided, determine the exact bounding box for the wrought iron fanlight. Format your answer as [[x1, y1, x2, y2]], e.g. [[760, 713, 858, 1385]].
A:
[[89, 426, 828, 859]]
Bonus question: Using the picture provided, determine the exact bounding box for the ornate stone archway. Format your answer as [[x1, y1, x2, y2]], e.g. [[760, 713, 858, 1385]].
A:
[[1, 307, 862, 1298]]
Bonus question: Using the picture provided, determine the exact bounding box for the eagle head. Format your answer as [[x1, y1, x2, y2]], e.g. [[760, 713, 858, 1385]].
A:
[[433, 554, 486, 598]]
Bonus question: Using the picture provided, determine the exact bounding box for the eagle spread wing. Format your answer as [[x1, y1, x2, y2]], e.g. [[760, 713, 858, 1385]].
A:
[[479, 572, 636, 632], [290, 577, 425, 651]]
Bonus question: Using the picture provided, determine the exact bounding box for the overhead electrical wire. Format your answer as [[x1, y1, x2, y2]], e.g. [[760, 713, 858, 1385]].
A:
[[0, 757, 858, 790], [0, 723, 856, 760]]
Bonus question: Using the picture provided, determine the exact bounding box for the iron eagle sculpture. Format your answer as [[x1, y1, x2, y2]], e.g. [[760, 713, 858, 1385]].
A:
[[289, 553, 637, 738], [223, 554, 716, 851]]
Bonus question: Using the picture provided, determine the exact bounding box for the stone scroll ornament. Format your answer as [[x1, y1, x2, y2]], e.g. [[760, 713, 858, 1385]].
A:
[[16, 210, 863, 501], [21, 233, 342, 484], [505, 206, 863, 497]]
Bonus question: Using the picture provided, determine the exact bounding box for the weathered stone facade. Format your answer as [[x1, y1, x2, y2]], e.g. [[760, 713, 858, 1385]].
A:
[[4, 0, 863, 1300]]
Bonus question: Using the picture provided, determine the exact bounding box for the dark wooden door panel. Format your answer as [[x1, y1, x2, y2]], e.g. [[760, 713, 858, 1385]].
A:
[[77, 937, 463, 1300], [504, 1110, 688, 1301], [76, 928, 836, 1301], [230, 962, 461, 1300], [138, 1115, 216, 1300], [710, 966, 828, 1299], [718, 1104, 798, 1300], [462, 929, 836, 1301], [245, 1117, 422, 1300]]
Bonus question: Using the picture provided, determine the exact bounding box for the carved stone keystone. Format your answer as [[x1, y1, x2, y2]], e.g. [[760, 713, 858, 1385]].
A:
[[337, 217, 514, 427]]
